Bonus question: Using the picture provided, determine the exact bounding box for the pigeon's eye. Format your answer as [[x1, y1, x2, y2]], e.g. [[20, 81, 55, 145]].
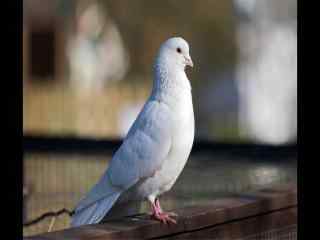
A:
[[176, 47, 182, 53]]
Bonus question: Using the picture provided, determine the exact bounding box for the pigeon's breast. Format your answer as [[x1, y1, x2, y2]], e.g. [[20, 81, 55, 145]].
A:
[[122, 88, 194, 201], [143, 90, 194, 197], [163, 90, 194, 185]]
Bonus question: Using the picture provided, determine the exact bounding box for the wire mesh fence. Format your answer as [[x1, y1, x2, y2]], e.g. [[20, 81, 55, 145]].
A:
[[23, 148, 297, 237]]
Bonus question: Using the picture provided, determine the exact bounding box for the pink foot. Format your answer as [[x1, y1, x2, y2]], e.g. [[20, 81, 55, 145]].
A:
[[149, 198, 178, 225], [151, 211, 177, 224]]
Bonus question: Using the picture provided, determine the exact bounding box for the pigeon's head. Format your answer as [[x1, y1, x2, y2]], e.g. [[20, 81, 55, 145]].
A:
[[158, 37, 193, 70]]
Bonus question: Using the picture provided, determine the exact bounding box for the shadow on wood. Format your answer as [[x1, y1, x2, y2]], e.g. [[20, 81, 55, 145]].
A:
[[24, 183, 297, 240]]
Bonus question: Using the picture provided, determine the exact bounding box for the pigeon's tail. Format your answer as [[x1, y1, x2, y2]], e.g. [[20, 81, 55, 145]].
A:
[[71, 192, 121, 227]]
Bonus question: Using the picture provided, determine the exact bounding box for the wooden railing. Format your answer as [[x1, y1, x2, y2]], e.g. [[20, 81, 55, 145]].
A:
[[25, 183, 297, 240]]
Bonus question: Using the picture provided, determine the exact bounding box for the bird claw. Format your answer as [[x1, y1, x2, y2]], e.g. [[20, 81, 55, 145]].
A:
[[149, 198, 178, 224], [150, 212, 178, 225]]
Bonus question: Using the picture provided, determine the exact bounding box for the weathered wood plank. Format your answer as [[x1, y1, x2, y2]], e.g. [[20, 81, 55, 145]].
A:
[[160, 207, 297, 239], [24, 183, 297, 240]]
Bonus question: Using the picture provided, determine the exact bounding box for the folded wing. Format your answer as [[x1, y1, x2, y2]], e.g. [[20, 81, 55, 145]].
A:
[[71, 99, 172, 225]]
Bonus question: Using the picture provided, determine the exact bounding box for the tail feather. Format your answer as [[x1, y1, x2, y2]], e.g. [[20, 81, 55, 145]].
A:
[[71, 192, 121, 227]]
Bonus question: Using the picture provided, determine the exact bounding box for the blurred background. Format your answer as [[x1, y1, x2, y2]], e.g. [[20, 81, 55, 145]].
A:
[[23, 0, 297, 237]]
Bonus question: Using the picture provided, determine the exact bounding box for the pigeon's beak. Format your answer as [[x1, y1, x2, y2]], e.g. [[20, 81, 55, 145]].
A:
[[185, 56, 194, 68]]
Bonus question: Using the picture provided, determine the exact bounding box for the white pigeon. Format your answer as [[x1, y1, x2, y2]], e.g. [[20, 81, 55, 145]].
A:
[[71, 37, 194, 226]]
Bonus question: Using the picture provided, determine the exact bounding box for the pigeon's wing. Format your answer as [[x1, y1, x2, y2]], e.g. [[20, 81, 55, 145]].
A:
[[75, 99, 172, 210], [108, 99, 172, 189]]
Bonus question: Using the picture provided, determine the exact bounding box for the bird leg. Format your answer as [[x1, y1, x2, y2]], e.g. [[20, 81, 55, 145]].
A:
[[155, 198, 178, 217], [149, 198, 177, 224]]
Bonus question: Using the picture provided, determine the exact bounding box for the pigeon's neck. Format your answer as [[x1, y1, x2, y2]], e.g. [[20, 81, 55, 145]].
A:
[[152, 59, 191, 100]]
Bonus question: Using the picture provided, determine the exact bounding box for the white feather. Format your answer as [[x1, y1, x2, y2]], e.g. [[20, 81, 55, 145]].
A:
[[71, 192, 120, 227], [71, 37, 194, 226]]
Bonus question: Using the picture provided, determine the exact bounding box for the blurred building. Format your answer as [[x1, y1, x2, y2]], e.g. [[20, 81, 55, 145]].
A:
[[23, 0, 297, 143], [23, 0, 129, 87], [234, 0, 297, 144], [23, 0, 70, 83], [67, 1, 129, 92], [23, 0, 143, 137]]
